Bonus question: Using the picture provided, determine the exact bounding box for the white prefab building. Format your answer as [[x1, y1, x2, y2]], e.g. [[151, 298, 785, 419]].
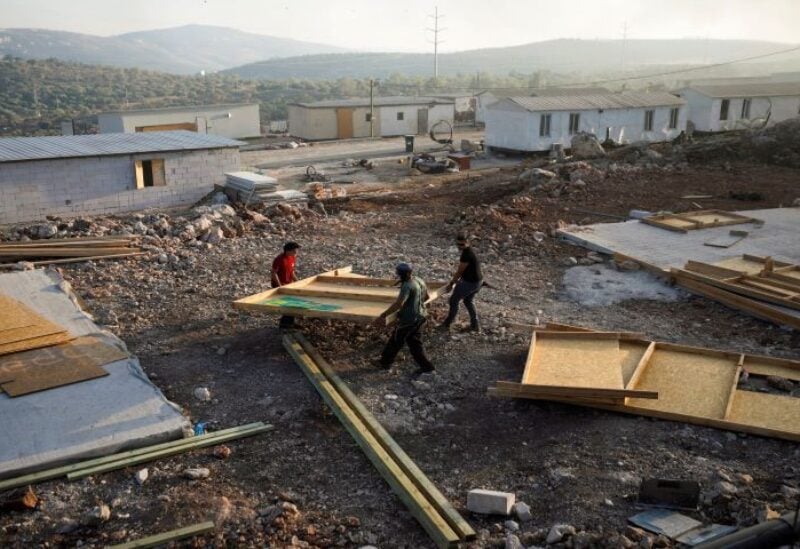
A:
[[675, 83, 800, 132], [98, 103, 261, 139], [475, 87, 611, 125], [287, 96, 455, 141], [485, 92, 687, 152], [0, 131, 242, 225]]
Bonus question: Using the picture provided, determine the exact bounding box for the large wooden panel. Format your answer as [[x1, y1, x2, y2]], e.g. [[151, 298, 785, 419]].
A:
[[0, 336, 125, 396], [726, 390, 800, 435], [628, 347, 737, 419], [522, 333, 622, 389]]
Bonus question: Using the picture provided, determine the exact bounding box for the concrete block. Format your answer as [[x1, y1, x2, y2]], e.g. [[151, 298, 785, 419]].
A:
[[467, 489, 514, 515]]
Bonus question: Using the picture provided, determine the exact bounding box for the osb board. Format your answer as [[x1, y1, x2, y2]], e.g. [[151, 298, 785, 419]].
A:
[[714, 256, 771, 275], [620, 340, 650, 386], [0, 330, 73, 357], [742, 358, 800, 382], [726, 390, 800, 435], [0, 294, 46, 332], [627, 347, 738, 419], [522, 334, 623, 389], [0, 336, 124, 396], [0, 320, 67, 346]]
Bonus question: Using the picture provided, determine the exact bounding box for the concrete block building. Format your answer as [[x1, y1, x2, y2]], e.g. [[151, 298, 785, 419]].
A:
[[98, 103, 261, 139], [0, 131, 242, 225], [675, 82, 800, 132], [485, 92, 686, 152], [287, 96, 455, 141]]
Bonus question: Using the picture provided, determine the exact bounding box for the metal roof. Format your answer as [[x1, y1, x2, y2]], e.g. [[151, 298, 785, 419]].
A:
[[291, 96, 455, 109], [499, 92, 685, 112], [476, 87, 610, 98], [99, 103, 260, 117], [0, 131, 244, 163], [679, 82, 800, 98]]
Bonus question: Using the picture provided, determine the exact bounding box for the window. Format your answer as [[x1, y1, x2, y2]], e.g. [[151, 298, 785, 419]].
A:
[[669, 107, 680, 129], [539, 113, 551, 137], [568, 113, 580, 135], [741, 98, 751, 119], [720, 99, 730, 120], [396, 112, 404, 121], [365, 112, 372, 122], [644, 109, 654, 131], [134, 159, 166, 189]]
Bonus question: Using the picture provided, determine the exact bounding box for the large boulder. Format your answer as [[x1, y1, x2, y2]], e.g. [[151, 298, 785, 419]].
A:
[[570, 132, 606, 159]]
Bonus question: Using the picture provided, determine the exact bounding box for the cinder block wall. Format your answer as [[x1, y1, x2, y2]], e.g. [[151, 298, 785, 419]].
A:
[[0, 148, 240, 225]]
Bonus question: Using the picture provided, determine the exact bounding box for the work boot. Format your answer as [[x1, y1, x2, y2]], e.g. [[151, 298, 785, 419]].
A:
[[468, 323, 482, 334], [436, 323, 452, 332], [412, 366, 435, 379], [372, 358, 392, 371]]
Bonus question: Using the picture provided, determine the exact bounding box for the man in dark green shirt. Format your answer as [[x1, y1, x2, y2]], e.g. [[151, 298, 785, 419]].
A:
[[373, 263, 435, 376]]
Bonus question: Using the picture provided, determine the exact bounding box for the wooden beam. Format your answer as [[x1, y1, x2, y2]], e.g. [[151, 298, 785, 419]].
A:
[[66, 424, 273, 480], [723, 360, 744, 420], [0, 252, 146, 269], [283, 336, 459, 548], [108, 521, 215, 549], [293, 333, 474, 541], [0, 247, 135, 258], [279, 286, 397, 303], [492, 381, 658, 399], [532, 329, 645, 340], [0, 423, 268, 491]]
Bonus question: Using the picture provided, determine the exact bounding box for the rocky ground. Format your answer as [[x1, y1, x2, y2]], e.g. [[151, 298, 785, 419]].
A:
[[1, 146, 800, 548]]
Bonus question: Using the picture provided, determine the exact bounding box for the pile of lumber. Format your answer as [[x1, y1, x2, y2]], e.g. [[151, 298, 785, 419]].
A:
[[489, 323, 800, 441], [671, 254, 800, 330], [283, 333, 474, 549], [0, 236, 144, 269]]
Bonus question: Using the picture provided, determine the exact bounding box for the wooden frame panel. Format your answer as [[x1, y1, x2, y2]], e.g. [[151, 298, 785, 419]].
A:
[[641, 210, 757, 233], [233, 266, 446, 325]]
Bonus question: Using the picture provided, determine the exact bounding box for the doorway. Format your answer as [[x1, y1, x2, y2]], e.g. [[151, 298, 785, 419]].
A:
[[336, 108, 354, 139], [417, 108, 429, 135]]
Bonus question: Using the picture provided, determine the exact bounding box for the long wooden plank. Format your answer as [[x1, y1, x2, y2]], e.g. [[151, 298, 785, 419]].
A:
[[293, 333, 475, 541], [487, 387, 623, 407], [108, 521, 215, 549], [0, 240, 133, 249], [0, 252, 147, 270], [723, 360, 744, 420], [0, 247, 135, 258], [283, 336, 459, 548], [624, 341, 656, 392], [673, 269, 800, 311], [67, 424, 274, 480], [677, 277, 800, 330], [280, 285, 398, 303], [0, 423, 267, 491], [492, 381, 657, 399]]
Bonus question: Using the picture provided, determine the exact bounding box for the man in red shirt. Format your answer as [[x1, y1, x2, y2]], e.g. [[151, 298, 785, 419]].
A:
[[271, 242, 300, 329]]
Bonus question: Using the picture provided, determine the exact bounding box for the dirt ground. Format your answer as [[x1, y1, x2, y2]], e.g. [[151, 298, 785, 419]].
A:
[[1, 158, 800, 548]]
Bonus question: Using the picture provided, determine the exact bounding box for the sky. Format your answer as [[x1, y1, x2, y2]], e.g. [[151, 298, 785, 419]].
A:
[[2, 0, 799, 52]]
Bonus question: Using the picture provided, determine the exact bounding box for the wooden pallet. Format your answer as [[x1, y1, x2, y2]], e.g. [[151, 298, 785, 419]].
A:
[[233, 266, 446, 325], [489, 325, 800, 441], [641, 210, 758, 233]]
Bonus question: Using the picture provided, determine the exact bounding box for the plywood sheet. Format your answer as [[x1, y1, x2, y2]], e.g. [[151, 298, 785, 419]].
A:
[[726, 390, 800, 435], [620, 340, 649, 386], [523, 334, 622, 389], [0, 294, 44, 331], [0, 336, 125, 396], [0, 331, 73, 357], [627, 347, 737, 419]]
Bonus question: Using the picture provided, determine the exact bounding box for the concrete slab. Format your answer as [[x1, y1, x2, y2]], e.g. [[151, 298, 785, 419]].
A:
[[557, 208, 800, 271], [0, 269, 187, 479]]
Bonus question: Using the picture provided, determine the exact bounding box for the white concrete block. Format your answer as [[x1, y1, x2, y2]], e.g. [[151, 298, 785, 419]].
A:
[[467, 489, 515, 515]]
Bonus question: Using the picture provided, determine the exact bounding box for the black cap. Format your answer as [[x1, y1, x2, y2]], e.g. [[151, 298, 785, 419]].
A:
[[283, 242, 301, 252]]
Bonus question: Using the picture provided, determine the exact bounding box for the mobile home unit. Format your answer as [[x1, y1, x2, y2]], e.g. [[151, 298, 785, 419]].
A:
[[98, 103, 261, 139]]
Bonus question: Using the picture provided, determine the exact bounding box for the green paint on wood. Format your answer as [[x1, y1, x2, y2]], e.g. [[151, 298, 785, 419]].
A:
[[258, 295, 343, 312]]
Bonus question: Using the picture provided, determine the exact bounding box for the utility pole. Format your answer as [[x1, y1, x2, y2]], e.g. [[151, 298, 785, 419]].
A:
[[427, 6, 445, 81], [369, 78, 375, 138]]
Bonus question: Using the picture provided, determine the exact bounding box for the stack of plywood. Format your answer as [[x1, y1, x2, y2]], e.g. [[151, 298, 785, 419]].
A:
[[489, 324, 800, 442], [0, 294, 126, 396], [0, 236, 144, 269], [671, 254, 800, 330]]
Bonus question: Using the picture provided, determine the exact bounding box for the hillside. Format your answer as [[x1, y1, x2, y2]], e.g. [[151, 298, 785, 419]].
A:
[[0, 25, 346, 74], [225, 38, 800, 80], [0, 57, 539, 136]]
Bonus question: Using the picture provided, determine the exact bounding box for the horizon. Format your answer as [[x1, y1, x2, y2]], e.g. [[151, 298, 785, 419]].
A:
[[2, 0, 799, 53]]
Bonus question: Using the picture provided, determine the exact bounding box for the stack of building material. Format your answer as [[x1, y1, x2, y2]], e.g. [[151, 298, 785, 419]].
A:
[[0, 269, 187, 478], [224, 171, 308, 206], [489, 323, 800, 442], [0, 236, 144, 269], [671, 254, 800, 330]]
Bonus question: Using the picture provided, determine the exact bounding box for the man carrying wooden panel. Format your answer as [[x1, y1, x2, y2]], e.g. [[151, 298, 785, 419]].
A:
[[271, 242, 300, 330], [373, 263, 435, 377]]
